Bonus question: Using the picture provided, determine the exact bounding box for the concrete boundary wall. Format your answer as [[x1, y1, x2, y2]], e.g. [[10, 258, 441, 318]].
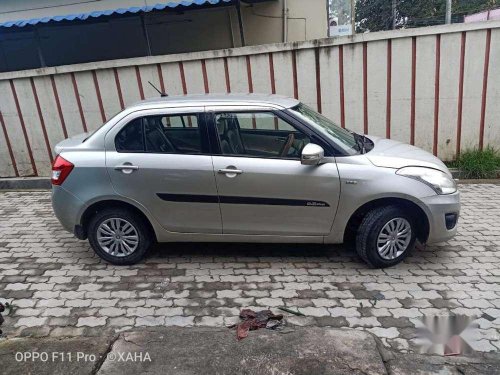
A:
[[1, 21, 500, 177]]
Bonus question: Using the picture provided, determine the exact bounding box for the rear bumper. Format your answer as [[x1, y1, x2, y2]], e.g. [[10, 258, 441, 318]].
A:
[[420, 191, 460, 244], [52, 185, 84, 235]]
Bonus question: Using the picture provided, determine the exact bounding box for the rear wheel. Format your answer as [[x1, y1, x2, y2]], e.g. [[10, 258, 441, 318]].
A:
[[88, 208, 151, 265], [355, 206, 416, 268]]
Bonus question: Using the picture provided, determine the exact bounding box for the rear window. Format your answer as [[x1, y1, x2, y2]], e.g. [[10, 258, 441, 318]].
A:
[[115, 114, 203, 154], [83, 109, 125, 142], [115, 118, 144, 152]]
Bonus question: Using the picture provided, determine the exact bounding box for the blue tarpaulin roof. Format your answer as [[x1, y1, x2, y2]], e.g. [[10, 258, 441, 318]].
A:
[[0, 0, 234, 28]]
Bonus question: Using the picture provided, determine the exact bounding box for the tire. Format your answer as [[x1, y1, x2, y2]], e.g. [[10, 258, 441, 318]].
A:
[[88, 208, 151, 265], [355, 205, 416, 268]]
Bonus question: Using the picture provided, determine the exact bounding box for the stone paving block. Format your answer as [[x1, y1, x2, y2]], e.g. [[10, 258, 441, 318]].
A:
[[195, 316, 224, 327], [127, 307, 156, 317], [99, 307, 125, 317], [368, 326, 400, 339], [325, 290, 355, 299], [65, 299, 92, 307], [15, 317, 48, 327], [347, 317, 381, 328], [6, 283, 29, 290], [255, 298, 283, 307], [15, 308, 43, 317], [164, 316, 195, 326], [270, 289, 298, 298], [1, 185, 500, 354], [311, 298, 339, 307], [155, 307, 184, 316], [216, 290, 242, 299], [76, 317, 107, 327], [108, 317, 136, 327], [91, 299, 119, 308], [136, 316, 165, 326], [42, 308, 72, 317], [298, 307, 330, 317], [329, 307, 361, 317], [409, 290, 441, 299]]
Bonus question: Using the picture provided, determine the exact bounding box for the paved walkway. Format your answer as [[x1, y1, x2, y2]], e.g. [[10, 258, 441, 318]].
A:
[[1, 184, 499, 354]]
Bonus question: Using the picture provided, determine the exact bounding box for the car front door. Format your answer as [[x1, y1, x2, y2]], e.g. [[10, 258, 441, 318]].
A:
[[105, 108, 222, 234], [208, 107, 341, 236]]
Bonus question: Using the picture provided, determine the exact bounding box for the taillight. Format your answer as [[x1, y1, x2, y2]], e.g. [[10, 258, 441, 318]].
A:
[[51, 155, 74, 185]]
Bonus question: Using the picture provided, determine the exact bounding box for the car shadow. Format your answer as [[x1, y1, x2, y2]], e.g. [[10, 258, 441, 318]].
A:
[[146, 242, 357, 262]]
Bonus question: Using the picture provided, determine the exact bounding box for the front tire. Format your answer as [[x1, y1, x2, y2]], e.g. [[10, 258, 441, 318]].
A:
[[88, 208, 151, 265], [355, 206, 416, 268]]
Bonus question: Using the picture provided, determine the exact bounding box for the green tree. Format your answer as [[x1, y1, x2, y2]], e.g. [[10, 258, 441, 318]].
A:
[[329, 0, 500, 33]]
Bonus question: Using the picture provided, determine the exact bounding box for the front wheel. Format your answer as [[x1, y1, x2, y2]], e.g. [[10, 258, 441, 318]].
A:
[[355, 206, 416, 268], [88, 208, 151, 265]]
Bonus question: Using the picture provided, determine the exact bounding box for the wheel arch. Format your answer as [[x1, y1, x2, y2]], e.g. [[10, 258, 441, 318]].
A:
[[343, 197, 430, 244], [78, 199, 157, 242]]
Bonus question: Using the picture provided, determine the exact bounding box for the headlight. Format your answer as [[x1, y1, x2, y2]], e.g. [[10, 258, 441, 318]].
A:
[[396, 167, 457, 195]]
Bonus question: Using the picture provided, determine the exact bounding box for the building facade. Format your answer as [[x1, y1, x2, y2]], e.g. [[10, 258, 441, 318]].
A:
[[0, 0, 329, 72]]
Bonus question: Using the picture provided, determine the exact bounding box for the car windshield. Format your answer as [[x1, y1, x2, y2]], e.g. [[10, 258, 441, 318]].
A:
[[289, 103, 360, 155]]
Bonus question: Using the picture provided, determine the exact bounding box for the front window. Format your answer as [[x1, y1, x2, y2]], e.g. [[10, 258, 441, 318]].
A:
[[289, 104, 360, 155], [215, 111, 310, 159]]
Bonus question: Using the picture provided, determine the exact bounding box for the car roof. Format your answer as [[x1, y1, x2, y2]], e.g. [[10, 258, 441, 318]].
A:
[[128, 93, 300, 110]]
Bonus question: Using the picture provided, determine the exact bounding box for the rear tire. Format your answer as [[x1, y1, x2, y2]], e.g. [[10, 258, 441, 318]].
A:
[[88, 208, 151, 265], [355, 205, 416, 268]]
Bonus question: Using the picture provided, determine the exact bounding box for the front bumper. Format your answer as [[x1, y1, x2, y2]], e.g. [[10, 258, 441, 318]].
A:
[[420, 190, 460, 244]]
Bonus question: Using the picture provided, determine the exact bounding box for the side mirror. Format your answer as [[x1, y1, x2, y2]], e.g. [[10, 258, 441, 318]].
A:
[[301, 143, 324, 165]]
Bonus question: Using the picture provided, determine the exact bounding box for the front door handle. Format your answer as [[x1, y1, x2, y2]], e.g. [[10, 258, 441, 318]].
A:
[[218, 167, 243, 178], [115, 164, 139, 174], [218, 168, 243, 174]]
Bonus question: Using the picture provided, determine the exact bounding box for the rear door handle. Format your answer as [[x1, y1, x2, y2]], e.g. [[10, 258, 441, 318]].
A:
[[115, 164, 139, 173]]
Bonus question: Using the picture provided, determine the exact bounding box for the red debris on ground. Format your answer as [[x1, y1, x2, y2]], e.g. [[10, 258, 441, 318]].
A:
[[235, 309, 283, 340]]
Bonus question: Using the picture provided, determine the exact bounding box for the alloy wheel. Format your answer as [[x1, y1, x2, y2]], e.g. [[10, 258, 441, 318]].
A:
[[376, 217, 412, 260], [96, 218, 139, 257]]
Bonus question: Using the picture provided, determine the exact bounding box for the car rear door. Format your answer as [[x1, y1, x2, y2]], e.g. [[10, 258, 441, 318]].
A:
[[105, 107, 222, 234], [207, 106, 341, 236]]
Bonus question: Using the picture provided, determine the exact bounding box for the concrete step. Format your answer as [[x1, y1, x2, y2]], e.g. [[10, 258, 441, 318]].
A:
[[0, 327, 386, 375], [1, 327, 499, 375], [0, 177, 51, 190]]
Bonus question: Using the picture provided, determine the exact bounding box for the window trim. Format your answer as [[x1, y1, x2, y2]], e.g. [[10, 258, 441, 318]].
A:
[[206, 109, 334, 160], [114, 112, 211, 155]]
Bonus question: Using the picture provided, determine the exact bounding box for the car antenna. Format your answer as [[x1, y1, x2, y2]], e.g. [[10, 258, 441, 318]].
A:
[[148, 81, 168, 97]]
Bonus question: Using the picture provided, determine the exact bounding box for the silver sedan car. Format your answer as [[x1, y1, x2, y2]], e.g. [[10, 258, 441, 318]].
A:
[[51, 94, 460, 268]]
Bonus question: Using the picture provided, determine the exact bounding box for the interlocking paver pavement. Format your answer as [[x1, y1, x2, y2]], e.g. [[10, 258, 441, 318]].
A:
[[1, 184, 499, 353]]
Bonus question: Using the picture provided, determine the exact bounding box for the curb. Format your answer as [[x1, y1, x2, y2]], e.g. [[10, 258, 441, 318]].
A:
[[449, 168, 500, 180], [457, 178, 500, 184], [449, 168, 460, 179], [0, 177, 51, 190]]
